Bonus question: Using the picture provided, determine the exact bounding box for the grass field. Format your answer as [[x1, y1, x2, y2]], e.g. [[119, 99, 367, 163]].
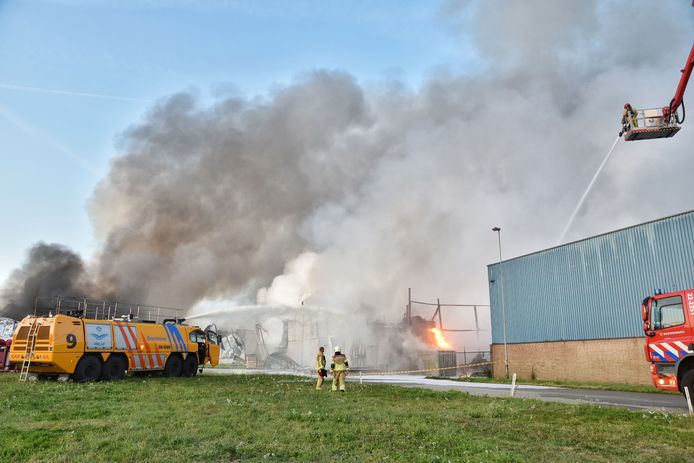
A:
[[425, 376, 678, 394], [0, 373, 692, 462]]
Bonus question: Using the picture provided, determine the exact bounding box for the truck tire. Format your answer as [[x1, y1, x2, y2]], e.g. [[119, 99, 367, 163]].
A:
[[680, 369, 694, 396], [164, 354, 183, 377], [74, 355, 102, 382], [101, 355, 127, 381], [182, 354, 198, 377]]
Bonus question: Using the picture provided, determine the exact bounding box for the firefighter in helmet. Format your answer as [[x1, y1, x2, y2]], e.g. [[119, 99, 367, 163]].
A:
[[620, 103, 638, 136], [315, 346, 327, 390], [330, 346, 349, 392]]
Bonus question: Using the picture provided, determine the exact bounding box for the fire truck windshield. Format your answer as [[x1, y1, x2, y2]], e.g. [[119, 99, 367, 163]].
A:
[[651, 296, 685, 330]]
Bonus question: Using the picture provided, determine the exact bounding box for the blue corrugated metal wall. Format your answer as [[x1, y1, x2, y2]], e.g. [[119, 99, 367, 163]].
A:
[[488, 210, 694, 344]]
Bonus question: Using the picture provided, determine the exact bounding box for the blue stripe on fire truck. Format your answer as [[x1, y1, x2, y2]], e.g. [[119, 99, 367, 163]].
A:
[[171, 325, 186, 350], [163, 324, 177, 351], [164, 324, 180, 351], [652, 342, 689, 362], [168, 323, 186, 351]]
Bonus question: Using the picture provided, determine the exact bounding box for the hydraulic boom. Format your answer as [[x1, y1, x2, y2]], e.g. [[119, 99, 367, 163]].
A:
[[665, 44, 694, 124]]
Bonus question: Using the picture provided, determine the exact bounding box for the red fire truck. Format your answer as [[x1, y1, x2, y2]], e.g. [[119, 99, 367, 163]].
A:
[[0, 339, 12, 371], [641, 289, 694, 394]]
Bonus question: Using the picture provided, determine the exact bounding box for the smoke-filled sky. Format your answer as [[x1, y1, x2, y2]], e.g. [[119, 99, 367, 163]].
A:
[[0, 0, 471, 285], [1, 1, 693, 343]]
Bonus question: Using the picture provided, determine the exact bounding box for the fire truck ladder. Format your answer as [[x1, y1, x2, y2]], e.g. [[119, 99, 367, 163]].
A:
[[19, 321, 39, 382]]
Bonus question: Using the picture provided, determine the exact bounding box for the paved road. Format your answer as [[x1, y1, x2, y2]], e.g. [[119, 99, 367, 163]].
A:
[[205, 369, 690, 414], [357, 375, 689, 414]]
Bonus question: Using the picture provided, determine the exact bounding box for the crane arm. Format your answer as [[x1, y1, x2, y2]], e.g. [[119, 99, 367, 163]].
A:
[[669, 44, 694, 115]]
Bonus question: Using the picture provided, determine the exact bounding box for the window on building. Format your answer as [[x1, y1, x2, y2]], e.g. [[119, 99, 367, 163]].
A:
[[651, 296, 685, 330]]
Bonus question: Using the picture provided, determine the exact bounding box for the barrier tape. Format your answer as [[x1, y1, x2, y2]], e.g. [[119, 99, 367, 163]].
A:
[[344, 360, 497, 376]]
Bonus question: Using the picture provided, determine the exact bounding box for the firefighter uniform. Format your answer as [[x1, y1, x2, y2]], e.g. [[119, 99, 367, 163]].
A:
[[315, 347, 326, 390], [331, 347, 349, 392], [621, 103, 638, 134]]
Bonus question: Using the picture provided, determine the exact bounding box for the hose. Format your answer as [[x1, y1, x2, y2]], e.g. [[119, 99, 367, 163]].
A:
[[671, 98, 686, 124]]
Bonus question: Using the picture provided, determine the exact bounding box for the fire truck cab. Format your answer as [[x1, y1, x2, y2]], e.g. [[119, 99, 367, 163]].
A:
[[641, 289, 694, 393]]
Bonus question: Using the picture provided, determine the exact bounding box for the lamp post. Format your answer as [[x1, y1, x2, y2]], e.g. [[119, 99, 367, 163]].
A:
[[492, 226, 510, 379]]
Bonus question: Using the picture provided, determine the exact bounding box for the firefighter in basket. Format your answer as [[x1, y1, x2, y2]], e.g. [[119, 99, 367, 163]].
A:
[[620, 103, 638, 136]]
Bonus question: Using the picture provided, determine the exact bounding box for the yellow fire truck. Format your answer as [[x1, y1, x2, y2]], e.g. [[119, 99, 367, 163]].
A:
[[9, 297, 220, 381]]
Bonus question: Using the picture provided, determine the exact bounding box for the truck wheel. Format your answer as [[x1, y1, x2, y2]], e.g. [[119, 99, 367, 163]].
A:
[[182, 354, 198, 377], [74, 355, 102, 382], [164, 354, 183, 377], [101, 356, 127, 381], [680, 370, 694, 396]]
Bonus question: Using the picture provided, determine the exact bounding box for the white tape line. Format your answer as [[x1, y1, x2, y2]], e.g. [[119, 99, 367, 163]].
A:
[[302, 360, 499, 378], [362, 360, 496, 376]]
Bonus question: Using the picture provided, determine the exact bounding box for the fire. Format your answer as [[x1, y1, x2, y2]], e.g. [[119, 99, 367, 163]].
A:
[[429, 328, 452, 350]]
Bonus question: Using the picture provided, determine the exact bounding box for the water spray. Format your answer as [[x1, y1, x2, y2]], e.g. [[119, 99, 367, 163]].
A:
[[557, 136, 621, 244]]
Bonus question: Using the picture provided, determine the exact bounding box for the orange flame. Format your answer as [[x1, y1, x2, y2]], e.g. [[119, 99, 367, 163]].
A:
[[429, 328, 452, 350]]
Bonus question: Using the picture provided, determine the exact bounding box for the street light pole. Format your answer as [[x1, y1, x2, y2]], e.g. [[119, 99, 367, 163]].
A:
[[492, 227, 510, 379]]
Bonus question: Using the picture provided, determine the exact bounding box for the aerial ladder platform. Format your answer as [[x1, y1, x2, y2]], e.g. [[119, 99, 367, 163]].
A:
[[620, 33, 694, 141]]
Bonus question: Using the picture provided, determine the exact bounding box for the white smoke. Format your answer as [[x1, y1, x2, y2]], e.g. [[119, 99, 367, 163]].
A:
[[257, 252, 317, 307]]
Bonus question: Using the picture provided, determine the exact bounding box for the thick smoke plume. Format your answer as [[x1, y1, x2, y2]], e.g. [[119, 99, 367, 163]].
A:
[[2, 1, 693, 352], [0, 243, 94, 320]]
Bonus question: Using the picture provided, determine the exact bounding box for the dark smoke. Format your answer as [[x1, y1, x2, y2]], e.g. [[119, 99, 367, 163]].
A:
[[0, 243, 94, 319], [89, 71, 376, 308]]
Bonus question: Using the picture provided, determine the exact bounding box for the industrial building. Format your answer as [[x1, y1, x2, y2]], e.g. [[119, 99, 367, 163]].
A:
[[488, 210, 694, 385]]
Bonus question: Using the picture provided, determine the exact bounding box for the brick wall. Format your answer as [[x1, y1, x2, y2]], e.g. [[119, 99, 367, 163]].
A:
[[491, 337, 652, 385]]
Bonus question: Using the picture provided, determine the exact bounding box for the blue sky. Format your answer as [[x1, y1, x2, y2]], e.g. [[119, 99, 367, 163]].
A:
[[0, 0, 476, 282]]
